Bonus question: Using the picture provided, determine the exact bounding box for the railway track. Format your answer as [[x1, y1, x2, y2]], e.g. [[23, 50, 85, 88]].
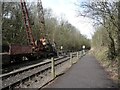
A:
[[1, 54, 74, 90], [2, 56, 59, 74], [1, 52, 82, 90]]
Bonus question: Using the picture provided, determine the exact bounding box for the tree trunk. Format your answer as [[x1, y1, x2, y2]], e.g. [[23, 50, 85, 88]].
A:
[[107, 31, 116, 60]]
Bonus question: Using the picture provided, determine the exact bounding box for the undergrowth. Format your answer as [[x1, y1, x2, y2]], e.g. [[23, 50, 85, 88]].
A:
[[89, 47, 119, 85]]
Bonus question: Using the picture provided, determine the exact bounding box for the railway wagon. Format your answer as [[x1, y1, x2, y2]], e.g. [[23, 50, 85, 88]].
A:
[[1, 43, 57, 65]]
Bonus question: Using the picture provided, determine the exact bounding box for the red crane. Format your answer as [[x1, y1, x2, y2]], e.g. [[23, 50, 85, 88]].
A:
[[20, 0, 35, 47]]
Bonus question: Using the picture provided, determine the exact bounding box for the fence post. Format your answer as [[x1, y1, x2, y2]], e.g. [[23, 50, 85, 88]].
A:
[[79, 51, 81, 58], [83, 49, 85, 55], [51, 57, 55, 79], [76, 52, 79, 62], [70, 53, 72, 67], [80, 51, 82, 57], [77, 52, 79, 59]]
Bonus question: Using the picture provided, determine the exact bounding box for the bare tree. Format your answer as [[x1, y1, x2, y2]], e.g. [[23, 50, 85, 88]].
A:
[[76, 1, 119, 59]]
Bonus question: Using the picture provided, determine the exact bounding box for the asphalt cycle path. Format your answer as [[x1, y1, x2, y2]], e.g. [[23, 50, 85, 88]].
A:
[[44, 55, 118, 88]]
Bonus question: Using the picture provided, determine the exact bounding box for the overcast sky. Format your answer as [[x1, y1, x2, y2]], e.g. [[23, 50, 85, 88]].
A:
[[41, 0, 95, 39]]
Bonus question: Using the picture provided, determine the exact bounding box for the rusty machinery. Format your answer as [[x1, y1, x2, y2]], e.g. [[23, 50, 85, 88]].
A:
[[2, 0, 57, 65]]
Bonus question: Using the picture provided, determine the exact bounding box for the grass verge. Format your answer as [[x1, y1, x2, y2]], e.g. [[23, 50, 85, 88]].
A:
[[89, 47, 119, 86]]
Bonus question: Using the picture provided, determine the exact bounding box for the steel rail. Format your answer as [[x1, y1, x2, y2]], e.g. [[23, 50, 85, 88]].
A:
[[1, 56, 70, 89]]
